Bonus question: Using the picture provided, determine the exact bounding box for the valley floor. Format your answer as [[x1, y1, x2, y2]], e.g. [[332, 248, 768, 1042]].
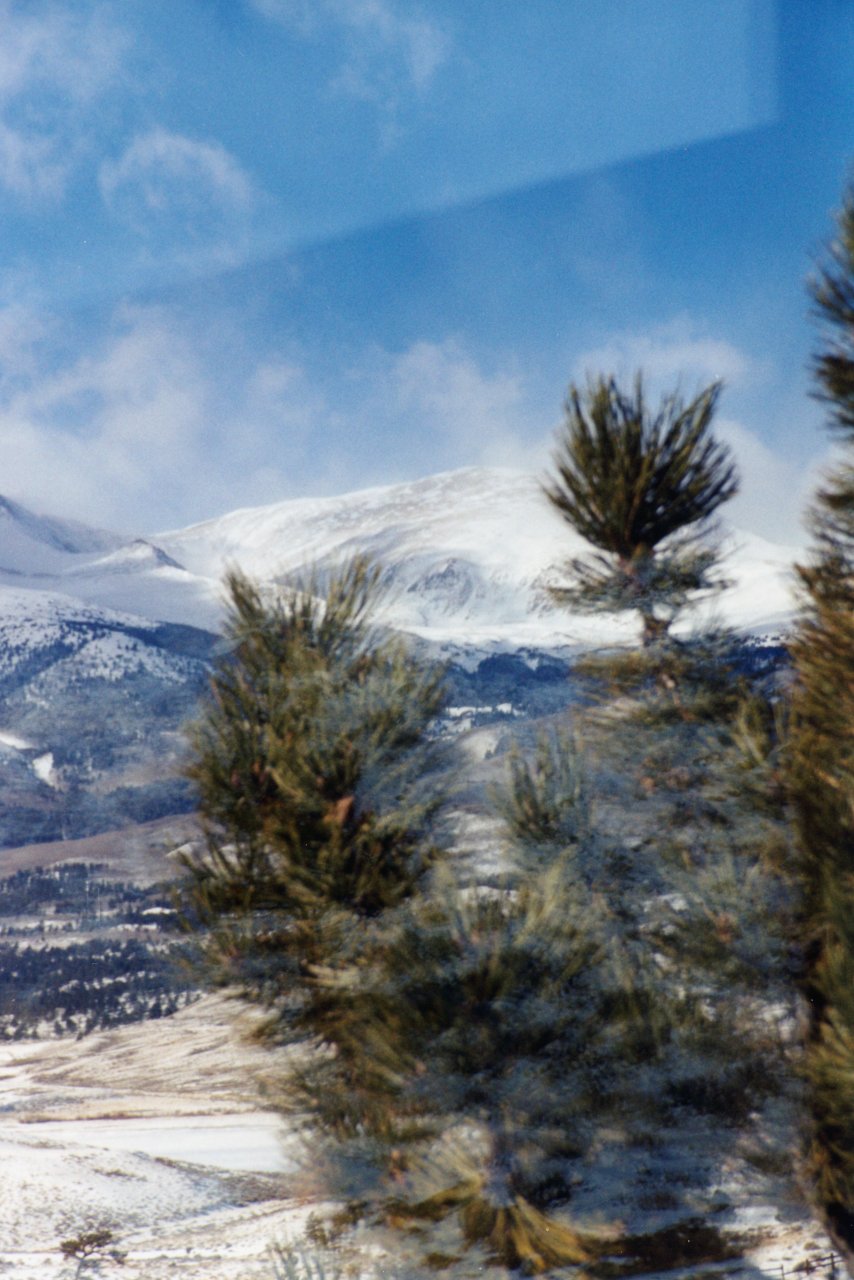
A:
[[0, 959, 841, 1279], [0, 995, 320, 1278]]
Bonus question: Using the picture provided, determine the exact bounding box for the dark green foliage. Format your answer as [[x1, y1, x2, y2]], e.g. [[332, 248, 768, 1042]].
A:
[[181, 563, 615, 1271], [0, 937, 196, 1039], [178, 553, 799, 1275], [560, 650, 799, 1213], [544, 375, 735, 556], [494, 730, 588, 861], [386, 875, 612, 1270], [543, 374, 738, 644], [374, 735, 655, 1272], [185, 560, 445, 920], [790, 176, 854, 1253], [181, 559, 448, 1139], [812, 191, 854, 440], [379, 709, 794, 1270]]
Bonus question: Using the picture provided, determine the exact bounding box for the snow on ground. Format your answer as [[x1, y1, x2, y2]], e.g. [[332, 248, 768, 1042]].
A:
[[32, 752, 56, 787], [14, 1113, 295, 1173], [0, 995, 317, 1278], [0, 983, 841, 1278]]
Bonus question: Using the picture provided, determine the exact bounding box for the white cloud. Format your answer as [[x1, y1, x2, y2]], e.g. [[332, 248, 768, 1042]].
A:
[[99, 128, 256, 249], [0, 304, 53, 384], [0, 321, 548, 533], [715, 416, 815, 546], [571, 316, 759, 394], [0, 2, 124, 103], [0, 307, 210, 524], [0, 3, 128, 200], [372, 338, 545, 472], [330, 0, 448, 93], [249, 0, 449, 134], [0, 312, 815, 548], [0, 119, 68, 201], [0, 8, 262, 276], [0, 305, 329, 532]]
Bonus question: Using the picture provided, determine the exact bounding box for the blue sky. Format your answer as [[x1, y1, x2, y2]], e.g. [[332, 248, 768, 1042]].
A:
[[0, 0, 851, 541]]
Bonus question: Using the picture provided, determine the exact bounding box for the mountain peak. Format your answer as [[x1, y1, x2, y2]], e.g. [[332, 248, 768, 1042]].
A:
[[0, 494, 124, 558], [150, 466, 798, 643]]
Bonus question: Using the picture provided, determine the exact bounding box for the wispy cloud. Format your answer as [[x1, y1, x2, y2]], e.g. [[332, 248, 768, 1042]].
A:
[[0, 306, 211, 526], [249, 0, 450, 139], [373, 338, 541, 471], [0, 3, 128, 200], [571, 316, 759, 393], [0, 319, 541, 532], [0, 8, 262, 278], [329, 0, 448, 92], [0, 304, 332, 532], [0, 310, 813, 546], [99, 128, 258, 260]]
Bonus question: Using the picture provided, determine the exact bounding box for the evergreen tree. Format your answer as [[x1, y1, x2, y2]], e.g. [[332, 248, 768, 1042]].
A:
[[374, 733, 655, 1274], [181, 566, 632, 1272], [789, 177, 854, 1257], [543, 374, 738, 645], [181, 558, 448, 1140]]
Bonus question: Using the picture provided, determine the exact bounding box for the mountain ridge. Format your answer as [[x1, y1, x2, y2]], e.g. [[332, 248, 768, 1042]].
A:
[[0, 467, 802, 644]]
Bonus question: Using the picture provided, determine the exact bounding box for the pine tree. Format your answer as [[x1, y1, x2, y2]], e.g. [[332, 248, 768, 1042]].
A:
[[376, 733, 654, 1274], [180, 558, 448, 1141], [543, 374, 738, 646], [789, 177, 854, 1257]]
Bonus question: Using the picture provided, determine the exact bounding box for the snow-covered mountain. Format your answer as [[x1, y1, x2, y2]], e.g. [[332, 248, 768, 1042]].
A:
[[0, 468, 801, 849], [0, 495, 220, 632], [0, 495, 124, 575], [0, 584, 214, 849], [0, 467, 801, 644], [152, 467, 799, 644]]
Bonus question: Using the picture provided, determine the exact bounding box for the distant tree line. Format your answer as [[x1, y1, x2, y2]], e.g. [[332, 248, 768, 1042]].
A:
[[0, 863, 196, 1039], [0, 936, 197, 1040], [0, 863, 178, 927]]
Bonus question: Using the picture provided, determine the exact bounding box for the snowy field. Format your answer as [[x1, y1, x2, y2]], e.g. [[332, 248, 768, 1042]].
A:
[[0, 996, 321, 1278], [0, 989, 840, 1279]]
